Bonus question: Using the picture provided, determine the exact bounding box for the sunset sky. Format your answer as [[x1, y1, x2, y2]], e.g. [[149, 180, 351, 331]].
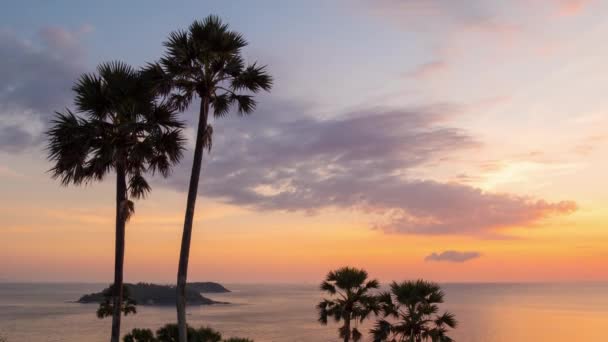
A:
[[0, 0, 607, 283]]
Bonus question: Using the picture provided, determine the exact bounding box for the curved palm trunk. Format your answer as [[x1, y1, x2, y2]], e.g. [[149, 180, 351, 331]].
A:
[[110, 163, 127, 342], [177, 98, 210, 342]]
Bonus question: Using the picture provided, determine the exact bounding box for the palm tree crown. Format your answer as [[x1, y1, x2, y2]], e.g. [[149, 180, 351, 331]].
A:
[[146, 15, 272, 123], [371, 280, 457, 342], [318, 267, 380, 342], [48, 61, 184, 199]]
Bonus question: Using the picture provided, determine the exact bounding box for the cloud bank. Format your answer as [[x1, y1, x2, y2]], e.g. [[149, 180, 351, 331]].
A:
[[165, 100, 576, 237], [425, 250, 481, 263]]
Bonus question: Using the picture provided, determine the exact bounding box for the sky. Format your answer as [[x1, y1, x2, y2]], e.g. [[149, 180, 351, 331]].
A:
[[0, 0, 607, 283]]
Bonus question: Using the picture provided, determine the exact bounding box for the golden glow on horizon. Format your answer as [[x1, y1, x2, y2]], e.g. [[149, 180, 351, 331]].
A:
[[1, 177, 607, 282]]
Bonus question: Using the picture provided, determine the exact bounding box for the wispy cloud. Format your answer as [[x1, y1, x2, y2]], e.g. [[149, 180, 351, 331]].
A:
[[425, 250, 481, 262], [404, 60, 448, 80]]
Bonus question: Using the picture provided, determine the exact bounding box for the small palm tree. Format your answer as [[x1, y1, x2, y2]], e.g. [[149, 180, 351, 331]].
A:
[[317, 267, 380, 342], [96, 284, 137, 319], [145, 15, 272, 342], [47, 61, 184, 342], [371, 280, 457, 342]]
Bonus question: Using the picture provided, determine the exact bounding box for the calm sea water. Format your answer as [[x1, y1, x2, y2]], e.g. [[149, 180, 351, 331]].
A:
[[0, 282, 606, 341]]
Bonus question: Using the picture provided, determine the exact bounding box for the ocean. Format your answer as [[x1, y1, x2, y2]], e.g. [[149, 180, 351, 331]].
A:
[[0, 282, 606, 341]]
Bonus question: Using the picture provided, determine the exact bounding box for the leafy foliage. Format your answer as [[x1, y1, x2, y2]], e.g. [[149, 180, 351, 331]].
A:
[[371, 280, 457, 342], [47, 60, 185, 206], [317, 267, 380, 341], [96, 284, 137, 319], [124, 328, 156, 342], [122, 324, 252, 342], [143, 14, 273, 149]]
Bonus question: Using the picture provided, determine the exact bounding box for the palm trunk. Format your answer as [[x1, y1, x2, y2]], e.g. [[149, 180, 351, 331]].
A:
[[110, 162, 127, 342], [177, 97, 210, 342], [343, 316, 351, 342]]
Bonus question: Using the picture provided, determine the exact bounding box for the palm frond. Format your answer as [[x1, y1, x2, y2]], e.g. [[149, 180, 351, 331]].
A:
[[211, 93, 231, 118], [141, 62, 173, 97], [72, 73, 109, 120], [231, 94, 256, 115], [370, 319, 392, 342], [231, 62, 273, 92], [120, 199, 135, 222], [202, 125, 213, 152], [320, 281, 337, 294], [46, 110, 98, 185], [128, 173, 151, 199], [352, 327, 362, 342]]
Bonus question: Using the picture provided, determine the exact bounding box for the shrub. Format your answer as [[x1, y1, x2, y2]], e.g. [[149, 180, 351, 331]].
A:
[[123, 324, 252, 342]]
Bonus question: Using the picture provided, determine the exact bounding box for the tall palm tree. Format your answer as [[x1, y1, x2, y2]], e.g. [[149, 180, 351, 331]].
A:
[[47, 61, 184, 342], [145, 15, 272, 341], [371, 280, 457, 342], [317, 267, 380, 342]]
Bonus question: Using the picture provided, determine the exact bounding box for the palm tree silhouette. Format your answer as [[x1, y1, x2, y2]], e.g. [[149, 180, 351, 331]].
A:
[[317, 267, 380, 342], [145, 15, 272, 341], [47, 61, 184, 342], [96, 284, 137, 319], [371, 280, 457, 342]]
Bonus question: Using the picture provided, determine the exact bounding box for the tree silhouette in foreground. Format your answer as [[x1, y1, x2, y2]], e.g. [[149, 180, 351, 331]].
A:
[[96, 284, 137, 319], [144, 15, 272, 342], [317, 267, 380, 342], [47, 61, 184, 342], [123, 324, 253, 342], [371, 280, 457, 342]]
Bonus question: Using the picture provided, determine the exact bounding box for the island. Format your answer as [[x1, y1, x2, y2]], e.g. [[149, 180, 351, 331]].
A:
[[77, 282, 229, 306], [188, 282, 231, 293]]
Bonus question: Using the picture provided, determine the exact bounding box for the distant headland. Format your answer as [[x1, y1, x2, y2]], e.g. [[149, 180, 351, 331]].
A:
[[187, 282, 231, 293], [77, 282, 230, 306]]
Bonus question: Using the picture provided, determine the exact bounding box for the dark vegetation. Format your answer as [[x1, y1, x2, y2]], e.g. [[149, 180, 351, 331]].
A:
[[187, 282, 230, 293], [123, 324, 252, 342], [318, 267, 457, 342]]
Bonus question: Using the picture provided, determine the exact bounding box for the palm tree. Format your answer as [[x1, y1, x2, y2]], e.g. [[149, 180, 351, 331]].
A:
[[145, 15, 272, 341], [317, 267, 380, 342], [96, 284, 137, 319], [371, 280, 457, 342], [47, 61, 184, 342]]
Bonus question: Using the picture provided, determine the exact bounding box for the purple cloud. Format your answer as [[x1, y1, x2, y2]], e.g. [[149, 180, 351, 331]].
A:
[[425, 250, 481, 263], [164, 100, 576, 236], [0, 27, 89, 152]]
